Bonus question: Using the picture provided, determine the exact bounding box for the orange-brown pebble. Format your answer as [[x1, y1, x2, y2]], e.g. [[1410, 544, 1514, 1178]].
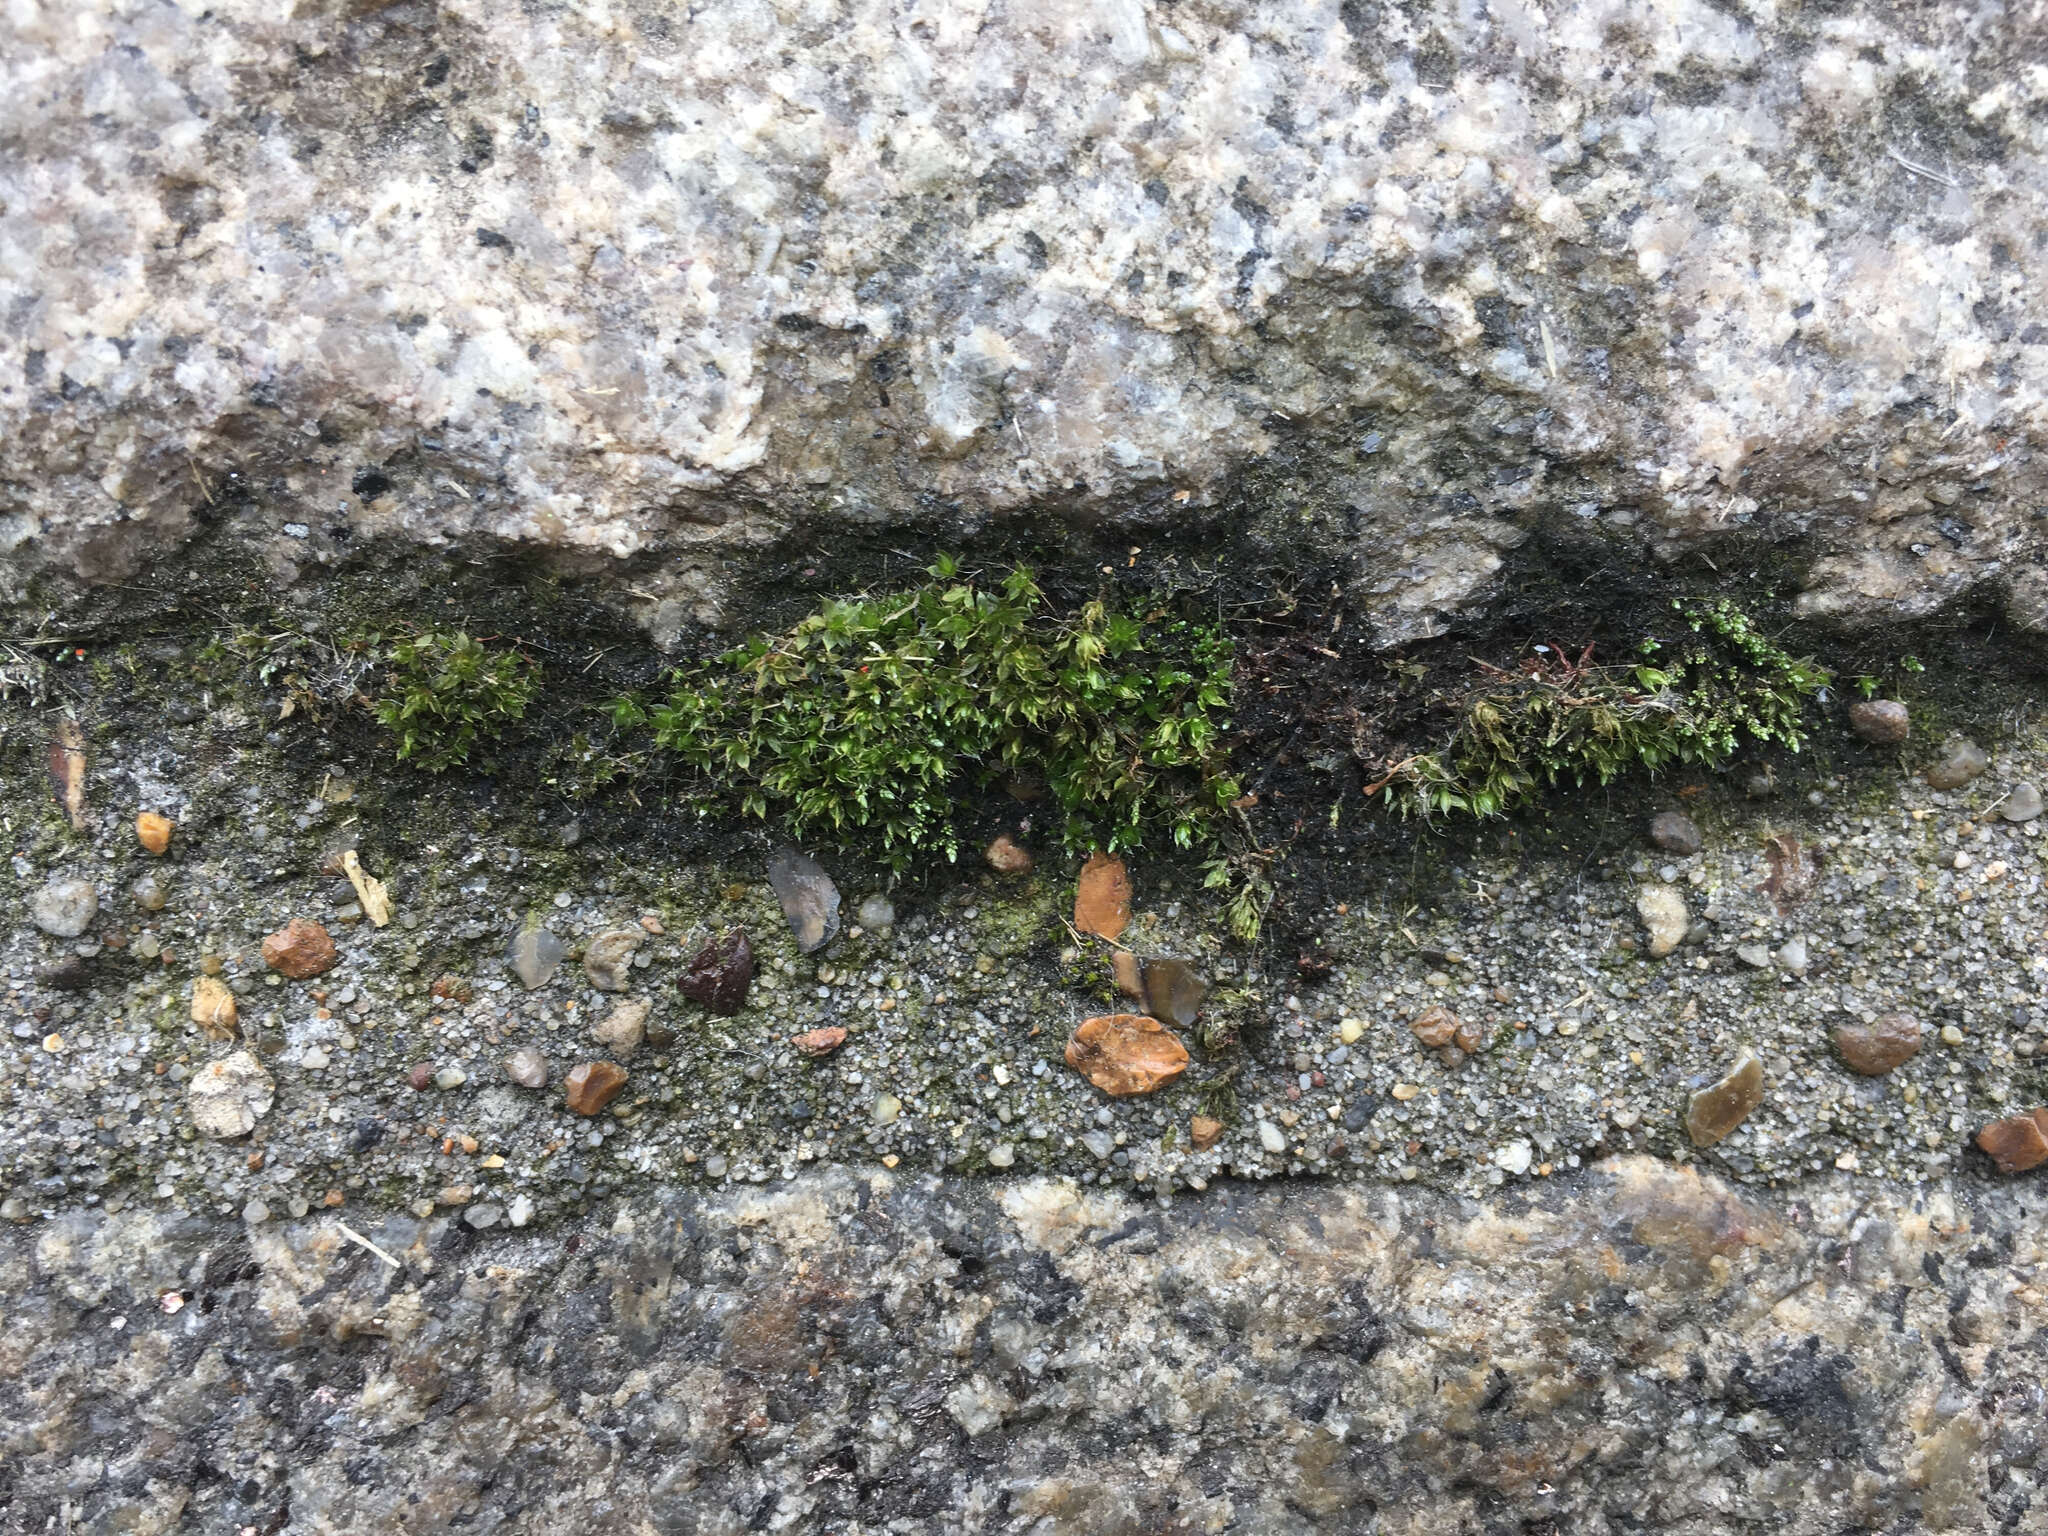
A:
[[1190, 1115, 1224, 1151], [1074, 852, 1132, 940], [1111, 950, 1144, 1000], [136, 812, 173, 855], [1978, 1109, 2048, 1174], [261, 918, 337, 979], [564, 1061, 629, 1116], [1065, 1013, 1188, 1096], [793, 1025, 848, 1058]]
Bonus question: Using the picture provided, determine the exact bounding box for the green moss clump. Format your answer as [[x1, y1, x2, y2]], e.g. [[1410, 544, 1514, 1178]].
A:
[[1385, 599, 1829, 818], [615, 558, 1240, 870], [374, 630, 539, 772]]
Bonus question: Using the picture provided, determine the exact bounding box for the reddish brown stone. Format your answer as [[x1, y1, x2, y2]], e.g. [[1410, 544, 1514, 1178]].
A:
[[261, 918, 337, 979], [793, 1025, 848, 1058], [1977, 1110, 2048, 1174], [678, 929, 753, 1015], [985, 835, 1034, 875], [1073, 853, 1131, 940], [408, 1061, 434, 1091], [1833, 1013, 1922, 1076], [565, 1061, 629, 1116], [1065, 1013, 1188, 1096], [430, 973, 474, 1003], [1190, 1115, 1224, 1151], [1410, 1005, 1460, 1049]]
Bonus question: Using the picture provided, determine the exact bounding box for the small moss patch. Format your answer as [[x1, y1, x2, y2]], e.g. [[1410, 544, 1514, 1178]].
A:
[[1382, 599, 1830, 818], [616, 558, 1241, 870]]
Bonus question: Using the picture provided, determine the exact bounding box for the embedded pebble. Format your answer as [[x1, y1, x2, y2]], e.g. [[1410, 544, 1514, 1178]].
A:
[[768, 848, 841, 952], [1776, 935, 1808, 976], [31, 878, 97, 938], [1073, 852, 1132, 940], [678, 929, 753, 1015], [871, 1093, 902, 1125], [1257, 1121, 1286, 1154], [507, 923, 566, 989], [262, 918, 336, 979], [1646, 811, 1703, 855], [1141, 958, 1207, 1029], [1848, 698, 1910, 745], [582, 929, 643, 992], [1635, 883, 1688, 958], [1112, 949, 1144, 999], [564, 1061, 629, 1115], [433, 1066, 467, 1090], [1736, 943, 1772, 970], [1684, 1052, 1764, 1148], [503, 1047, 549, 1088], [986, 1144, 1015, 1168], [856, 894, 896, 932], [592, 996, 649, 1058], [190, 976, 238, 1039], [1190, 1115, 1224, 1151], [135, 812, 173, 854], [1925, 738, 1989, 790], [793, 1025, 848, 1058], [130, 873, 168, 911], [464, 1202, 505, 1230], [1977, 1110, 2048, 1174], [1065, 1013, 1189, 1095], [1833, 1013, 1922, 1076], [187, 1051, 275, 1139], [2002, 782, 2043, 822]]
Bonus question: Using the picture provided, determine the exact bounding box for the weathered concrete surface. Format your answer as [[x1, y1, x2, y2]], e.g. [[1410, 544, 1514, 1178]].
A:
[[5, 0, 2047, 640], [5, 1159, 2045, 1534]]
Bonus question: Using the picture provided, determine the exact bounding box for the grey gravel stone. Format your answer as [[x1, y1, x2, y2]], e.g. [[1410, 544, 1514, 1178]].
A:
[[2002, 782, 2044, 822]]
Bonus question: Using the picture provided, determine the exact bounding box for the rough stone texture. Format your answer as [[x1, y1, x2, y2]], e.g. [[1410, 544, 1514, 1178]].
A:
[[5, 1160, 2048, 1534], [1647, 810, 1703, 856], [10, 1, 2047, 640], [678, 927, 756, 1015], [580, 926, 644, 992]]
